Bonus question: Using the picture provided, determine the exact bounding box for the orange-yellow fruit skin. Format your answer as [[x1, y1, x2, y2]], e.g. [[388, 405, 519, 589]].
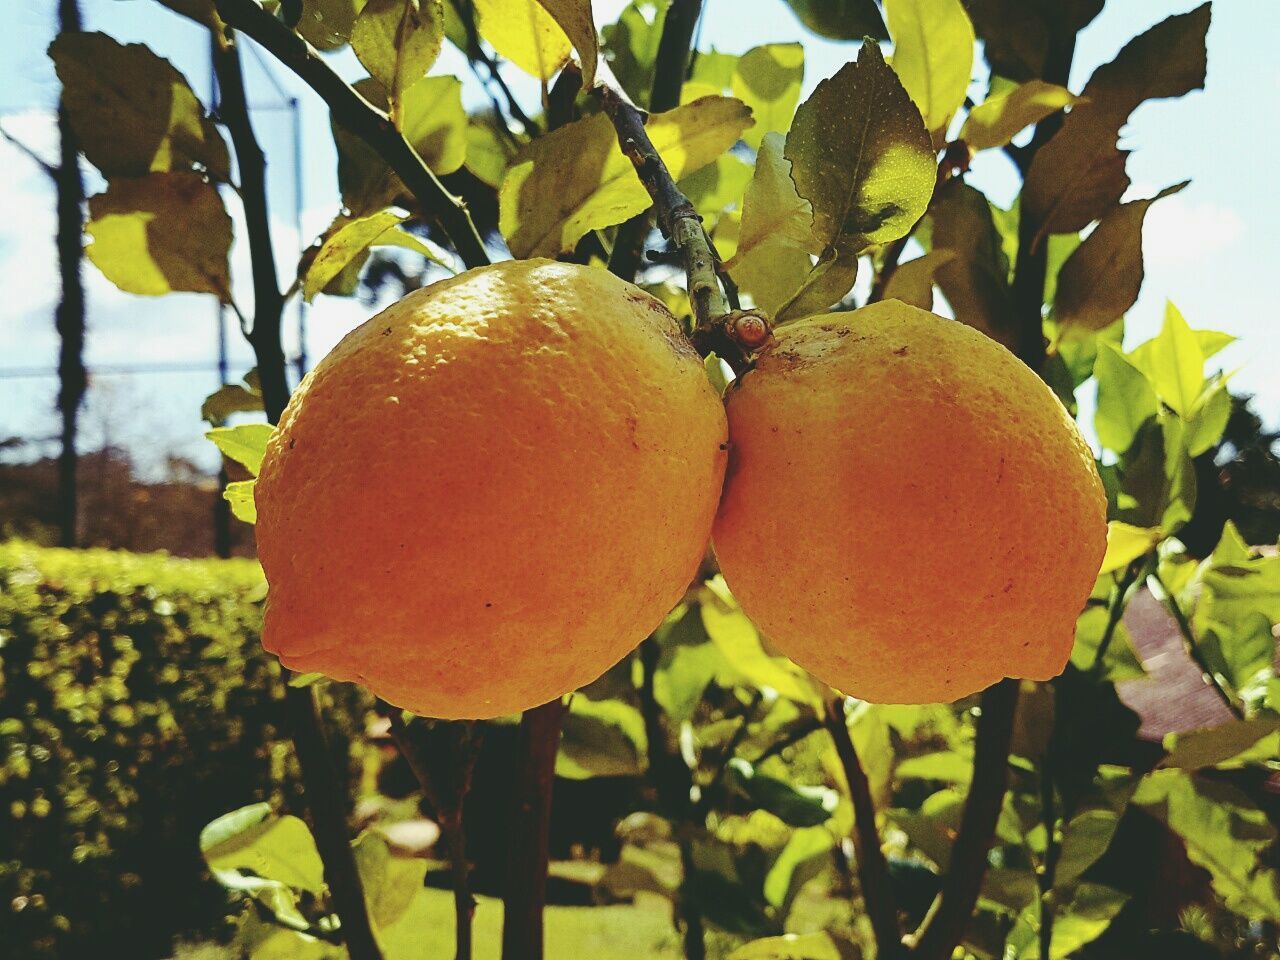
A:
[[712, 300, 1106, 704], [255, 260, 727, 719]]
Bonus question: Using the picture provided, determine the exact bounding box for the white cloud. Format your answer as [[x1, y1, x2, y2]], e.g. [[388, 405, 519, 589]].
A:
[[1140, 192, 1245, 268]]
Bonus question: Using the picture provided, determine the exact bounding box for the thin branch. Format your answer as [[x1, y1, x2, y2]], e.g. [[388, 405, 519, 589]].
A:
[[1009, 30, 1076, 371], [382, 708, 481, 960], [501, 697, 569, 960], [824, 696, 903, 960], [0, 122, 57, 178], [454, 0, 539, 139], [1089, 561, 1143, 672], [211, 26, 382, 960], [909, 679, 1019, 960], [1038, 744, 1059, 960], [212, 0, 490, 270], [607, 0, 704, 283], [595, 87, 728, 328], [750, 717, 823, 766], [1151, 571, 1246, 719]]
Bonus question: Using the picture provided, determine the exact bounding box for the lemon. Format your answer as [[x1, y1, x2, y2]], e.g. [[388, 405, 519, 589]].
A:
[[255, 259, 728, 719], [712, 300, 1106, 704]]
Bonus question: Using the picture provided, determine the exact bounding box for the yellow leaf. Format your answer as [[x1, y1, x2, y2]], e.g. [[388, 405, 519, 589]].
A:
[[472, 0, 571, 80], [532, 0, 599, 87], [961, 79, 1078, 151], [884, 0, 975, 140], [1099, 521, 1162, 575]]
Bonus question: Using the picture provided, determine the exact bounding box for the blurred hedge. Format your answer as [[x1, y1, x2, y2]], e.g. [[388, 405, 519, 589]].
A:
[[0, 541, 370, 960]]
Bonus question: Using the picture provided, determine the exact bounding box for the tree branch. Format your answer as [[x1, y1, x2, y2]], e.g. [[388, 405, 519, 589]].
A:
[[824, 697, 903, 960], [909, 679, 1018, 960], [501, 697, 568, 960], [607, 0, 703, 283], [1009, 29, 1077, 371], [382, 708, 481, 960], [595, 86, 727, 328], [53, 0, 86, 551], [211, 27, 383, 960], [212, 0, 490, 270]]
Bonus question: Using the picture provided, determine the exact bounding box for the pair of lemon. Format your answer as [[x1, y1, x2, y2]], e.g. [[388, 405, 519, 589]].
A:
[[254, 259, 1105, 718]]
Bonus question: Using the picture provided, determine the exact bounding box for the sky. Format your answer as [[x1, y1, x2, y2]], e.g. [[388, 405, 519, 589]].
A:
[[0, 0, 1276, 475]]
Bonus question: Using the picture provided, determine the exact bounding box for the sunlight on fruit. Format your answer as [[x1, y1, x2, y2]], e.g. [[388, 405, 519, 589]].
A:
[[255, 259, 727, 718], [713, 299, 1108, 703]]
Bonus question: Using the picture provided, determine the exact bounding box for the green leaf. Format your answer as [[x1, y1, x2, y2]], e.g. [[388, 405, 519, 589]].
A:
[[729, 933, 854, 960], [207, 423, 275, 476], [202, 377, 263, 426], [686, 834, 777, 937], [895, 749, 974, 785], [726, 758, 838, 827], [531, 0, 599, 88], [1185, 373, 1233, 457], [1056, 809, 1122, 885], [50, 32, 229, 181], [500, 96, 752, 258], [1046, 883, 1131, 958], [773, 250, 860, 323], [701, 577, 819, 706], [1054, 183, 1187, 334], [352, 0, 446, 106], [927, 181, 1014, 345], [726, 132, 816, 316], [303, 210, 409, 302], [732, 44, 805, 148], [472, 0, 571, 80], [298, 0, 364, 51], [680, 154, 753, 227], [762, 827, 832, 913], [224, 480, 258, 524], [465, 116, 521, 188], [1197, 329, 1237, 360], [1098, 521, 1162, 575], [1135, 769, 1280, 920], [1093, 342, 1157, 453], [86, 172, 232, 301], [1160, 719, 1280, 770], [785, 42, 935, 256], [351, 830, 430, 931], [333, 75, 467, 214], [1023, 4, 1210, 238], [1128, 301, 1205, 417], [654, 606, 721, 723], [200, 803, 326, 896], [883, 0, 975, 141], [556, 697, 646, 779], [960, 80, 1078, 151], [880, 250, 954, 309], [780, 0, 887, 41], [1117, 416, 1196, 532], [964, 3, 1101, 84], [599, 0, 668, 108]]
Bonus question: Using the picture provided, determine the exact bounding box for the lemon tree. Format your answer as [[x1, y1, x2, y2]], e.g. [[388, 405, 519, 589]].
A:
[[30, 2, 1280, 960]]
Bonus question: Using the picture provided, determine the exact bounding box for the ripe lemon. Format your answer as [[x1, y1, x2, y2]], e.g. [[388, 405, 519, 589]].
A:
[[712, 300, 1106, 704], [255, 259, 727, 719]]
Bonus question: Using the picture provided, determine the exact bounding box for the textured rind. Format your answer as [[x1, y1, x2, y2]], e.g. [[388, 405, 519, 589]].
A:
[[255, 259, 728, 719], [712, 300, 1107, 704]]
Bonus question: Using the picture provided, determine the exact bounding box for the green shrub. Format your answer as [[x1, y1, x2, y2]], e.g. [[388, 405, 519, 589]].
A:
[[0, 541, 370, 960]]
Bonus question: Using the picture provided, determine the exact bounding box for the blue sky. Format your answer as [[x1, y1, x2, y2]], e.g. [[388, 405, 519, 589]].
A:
[[1, 0, 1275, 472]]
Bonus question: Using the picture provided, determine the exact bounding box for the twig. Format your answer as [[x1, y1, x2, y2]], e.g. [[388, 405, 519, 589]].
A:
[[212, 0, 490, 270], [824, 697, 903, 959], [595, 87, 728, 329], [1089, 562, 1143, 672], [0, 122, 57, 177], [382, 708, 481, 960], [909, 679, 1018, 960], [1151, 571, 1246, 719], [750, 716, 823, 766], [1009, 30, 1076, 371], [636, 636, 706, 960], [1038, 742, 1059, 960], [501, 697, 569, 960], [454, 0, 539, 139], [211, 26, 382, 960], [607, 0, 704, 283]]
